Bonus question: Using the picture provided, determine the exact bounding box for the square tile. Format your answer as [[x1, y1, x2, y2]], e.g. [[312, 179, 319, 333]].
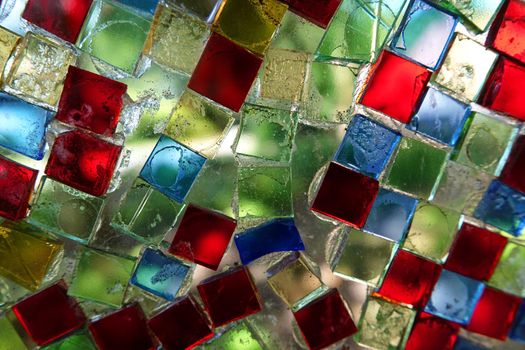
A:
[[56, 66, 127, 136], [334, 115, 401, 179], [333, 228, 397, 287], [0, 155, 38, 221], [444, 223, 507, 281], [0, 92, 53, 159], [139, 135, 206, 203], [13, 281, 86, 346], [282, 0, 342, 28], [213, 0, 287, 55], [22, 0, 93, 43], [271, 11, 325, 54], [424, 269, 485, 325], [489, 241, 525, 297], [433, 33, 498, 101], [403, 203, 461, 262], [377, 249, 442, 308], [45, 130, 122, 197], [509, 300, 525, 342], [144, 4, 209, 74], [405, 312, 459, 350], [311, 162, 379, 228], [446, 0, 504, 31], [408, 87, 471, 146], [293, 289, 357, 350], [234, 103, 298, 163], [0, 27, 20, 83], [188, 33, 262, 112], [197, 266, 262, 327], [203, 322, 263, 349], [488, 0, 525, 64], [384, 138, 448, 199], [5, 32, 75, 107], [360, 50, 431, 123], [364, 188, 418, 242], [89, 304, 155, 350], [148, 296, 213, 350], [466, 287, 522, 340]]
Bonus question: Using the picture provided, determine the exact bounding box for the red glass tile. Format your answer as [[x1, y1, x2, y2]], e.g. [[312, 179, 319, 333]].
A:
[[360, 50, 431, 123], [188, 33, 262, 112], [479, 57, 525, 121], [148, 296, 214, 350], [405, 312, 459, 350], [197, 266, 262, 327], [488, 0, 525, 65], [89, 304, 156, 350], [501, 134, 525, 193], [45, 130, 122, 197], [13, 281, 86, 346], [466, 287, 522, 340], [444, 223, 507, 281], [22, 0, 93, 43], [56, 66, 127, 136], [280, 0, 342, 28], [376, 249, 442, 308], [0, 155, 37, 221], [293, 289, 357, 350], [311, 161, 379, 228], [168, 204, 237, 270]]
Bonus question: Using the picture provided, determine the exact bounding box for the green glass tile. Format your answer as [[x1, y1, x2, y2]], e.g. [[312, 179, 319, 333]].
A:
[[384, 138, 448, 199], [235, 104, 298, 163], [302, 62, 357, 124], [200, 323, 263, 350], [28, 177, 105, 244], [0, 315, 26, 350], [77, 0, 152, 74], [489, 242, 525, 297], [144, 4, 209, 74], [270, 11, 325, 54], [238, 165, 293, 219], [333, 228, 397, 287], [355, 296, 416, 350], [403, 203, 461, 262], [69, 248, 135, 308], [453, 112, 517, 176], [42, 332, 96, 350], [316, 0, 406, 63]]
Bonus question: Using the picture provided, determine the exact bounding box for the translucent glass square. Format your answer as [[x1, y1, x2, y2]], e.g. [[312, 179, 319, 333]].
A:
[[0, 27, 19, 84], [489, 242, 525, 298], [446, 0, 505, 31], [270, 11, 325, 54]]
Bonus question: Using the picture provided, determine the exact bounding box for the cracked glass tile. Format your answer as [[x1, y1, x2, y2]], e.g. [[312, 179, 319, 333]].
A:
[[403, 202, 461, 262], [77, 0, 152, 74], [260, 49, 309, 102], [0, 27, 19, 83], [384, 138, 448, 199], [316, 0, 405, 63], [355, 296, 416, 350], [432, 33, 498, 101], [0, 221, 63, 291], [238, 165, 293, 219], [144, 4, 209, 75], [335, 115, 401, 179], [489, 241, 525, 298], [453, 112, 517, 176], [42, 332, 96, 350], [270, 10, 325, 53], [5, 32, 75, 108], [163, 91, 234, 158], [392, 0, 457, 70], [444, 0, 505, 31], [202, 322, 263, 350], [332, 228, 397, 287], [69, 248, 135, 308], [0, 315, 27, 350], [488, 0, 525, 64], [111, 178, 184, 244], [302, 61, 357, 124], [27, 176, 105, 244], [234, 103, 298, 163], [213, 0, 287, 55], [166, 0, 222, 23]]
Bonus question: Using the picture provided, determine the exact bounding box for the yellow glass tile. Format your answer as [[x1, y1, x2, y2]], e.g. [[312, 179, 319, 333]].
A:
[[0, 27, 20, 84], [163, 91, 234, 158], [0, 222, 62, 291], [213, 0, 287, 55], [5, 33, 75, 108]]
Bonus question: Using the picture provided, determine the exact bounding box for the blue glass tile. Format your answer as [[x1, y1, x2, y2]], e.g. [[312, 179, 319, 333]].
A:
[[140, 135, 206, 203], [130, 248, 190, 300], [334, 115, 401, 179], [474, 180, 525, 237], [0, 92, 53, 160], [408, 88, 471, 146], [234, 218, 305, 265], [115, 0, 159, 16], [364, 188, 418, 242], [424, 269, 485, 325], [453, 337, 490, 350], [391, 0, 458, 69], [510, 300, 525, 343]]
